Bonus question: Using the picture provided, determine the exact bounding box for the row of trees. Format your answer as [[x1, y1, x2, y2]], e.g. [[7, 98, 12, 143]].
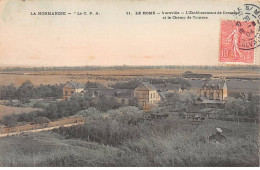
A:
[[2, 65, 259, 72], [44, 94, 124, 119], [109, 78, 191, 90], [1, 94, 125, 127], [224, 95, 260, 119], [109, 80, 140, 89], [0, 81, 63, 103]]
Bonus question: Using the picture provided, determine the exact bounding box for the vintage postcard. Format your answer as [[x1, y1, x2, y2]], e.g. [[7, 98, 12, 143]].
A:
[[0, 0, 259, 167]]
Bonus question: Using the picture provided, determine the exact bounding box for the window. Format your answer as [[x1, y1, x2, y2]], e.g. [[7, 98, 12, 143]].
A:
[[204, 92, 206, 97], [153, 93, 155, 98], [65, 91, 68, 96], [151, 94, 152, 98]]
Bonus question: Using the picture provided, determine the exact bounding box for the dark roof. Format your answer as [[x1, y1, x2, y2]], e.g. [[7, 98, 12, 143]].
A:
[[95, 89, 133, 98], [140, 82, 157, 91], [153, 84, 181, 92], [158, 91, 175, 99], [158, 92, 166, 99], [67, 81, 85, 89], [201, 80, 226, 89]]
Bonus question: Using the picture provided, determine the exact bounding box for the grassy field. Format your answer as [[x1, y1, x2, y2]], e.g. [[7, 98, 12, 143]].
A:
[[0, 68, 259, 86], [0, 114, 258, 167], [0, 104, 40, 119]]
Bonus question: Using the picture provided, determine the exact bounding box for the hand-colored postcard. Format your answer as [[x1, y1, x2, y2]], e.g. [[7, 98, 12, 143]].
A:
[[0, 0, 259, 167]]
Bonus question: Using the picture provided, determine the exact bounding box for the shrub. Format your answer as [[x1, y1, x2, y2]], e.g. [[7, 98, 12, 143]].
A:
[[32, 100, 49, 109], [2, 114, 19, 127], [53, 106, 146, 146], [1, 111, 46, 127], [76, 107, 101, 117], [31, 117, 51, 125]]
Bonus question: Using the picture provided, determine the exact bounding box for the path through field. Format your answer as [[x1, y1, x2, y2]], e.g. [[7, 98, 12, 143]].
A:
[[0, 121, 84, 138]]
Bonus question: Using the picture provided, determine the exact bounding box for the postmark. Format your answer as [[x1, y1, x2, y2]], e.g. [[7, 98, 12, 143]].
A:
[[219, 4, 259, 64]]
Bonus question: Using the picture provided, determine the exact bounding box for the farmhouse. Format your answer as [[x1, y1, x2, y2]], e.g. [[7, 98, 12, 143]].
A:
[[196, 80, 228, 107], [63, 81, 85, 101], [134, 82, 161, 109], [199, 80, 227, 100]]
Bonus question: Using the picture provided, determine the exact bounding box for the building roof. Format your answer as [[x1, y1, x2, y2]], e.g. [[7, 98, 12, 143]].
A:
[[139, 82, 157, 91], [158, 91, 175, 100], [201, 80, 227, 89], [94, 89, 133, 98], [153, 83, 181, 92], [66, 81, 85, 89], [158, 92, 166, 99]]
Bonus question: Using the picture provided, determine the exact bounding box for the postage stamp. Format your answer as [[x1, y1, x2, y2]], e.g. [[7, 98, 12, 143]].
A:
[[219, 4, 260, 64], [219, 20, 255, 63]]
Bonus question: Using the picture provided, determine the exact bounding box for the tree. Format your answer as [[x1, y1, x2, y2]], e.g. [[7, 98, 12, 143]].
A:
[[225, 98, 246, 117], [2, 114, 18, 127], [45, 102, 59, 119], [245, 95, 260, 118], [16, 81, 35, 103], [0, 84, 16, 104], [35, 84, 63, 99], [96, 95, 121, 112]]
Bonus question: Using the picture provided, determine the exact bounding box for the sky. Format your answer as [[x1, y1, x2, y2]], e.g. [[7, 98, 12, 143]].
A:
[[0, 0, 259, 66]]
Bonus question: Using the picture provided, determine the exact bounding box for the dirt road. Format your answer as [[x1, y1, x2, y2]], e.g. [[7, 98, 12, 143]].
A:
[[0, 121, 84, 138]]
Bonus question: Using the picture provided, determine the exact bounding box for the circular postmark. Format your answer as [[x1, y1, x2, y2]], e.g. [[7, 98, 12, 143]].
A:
[[232, 4, 260, 50]]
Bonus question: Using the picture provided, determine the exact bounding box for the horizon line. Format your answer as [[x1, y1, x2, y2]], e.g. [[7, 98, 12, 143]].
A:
[[1, 64, 259, 68]]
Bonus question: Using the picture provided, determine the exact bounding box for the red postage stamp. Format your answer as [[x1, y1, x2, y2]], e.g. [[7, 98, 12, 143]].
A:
[[219, 20, 256, 64]]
